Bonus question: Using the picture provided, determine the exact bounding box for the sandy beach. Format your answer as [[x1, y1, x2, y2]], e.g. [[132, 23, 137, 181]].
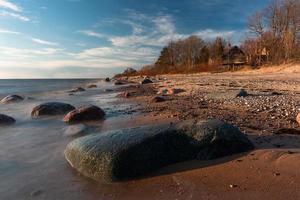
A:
[[0, 66, 300, 200]]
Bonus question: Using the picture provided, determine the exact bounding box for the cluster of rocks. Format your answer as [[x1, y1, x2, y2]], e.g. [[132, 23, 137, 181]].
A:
[[64, 119, 254, 182]]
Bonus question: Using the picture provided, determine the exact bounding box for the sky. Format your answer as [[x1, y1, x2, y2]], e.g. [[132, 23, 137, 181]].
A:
[[0, 0, 269, 78]]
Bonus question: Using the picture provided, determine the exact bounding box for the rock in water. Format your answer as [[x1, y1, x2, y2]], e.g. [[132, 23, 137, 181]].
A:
[[64, 125, 199, 182], [31, 102, 75, 118], [0, 95, 24, 104], [105, 77, 110, 82], [63, 105, 105, 123], [114, 80, 125, 85], [69, 87, 85, 93], [177, 119, 254, 160], [0, 114, 15, 125], [236, 89, 248, 98], [141, 78, 153, 84], [297, 113, 300, 125], [87, 84, 97, 88]]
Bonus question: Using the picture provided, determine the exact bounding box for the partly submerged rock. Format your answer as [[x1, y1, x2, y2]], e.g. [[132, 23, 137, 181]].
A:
[[0, 95, 24, 104], [87, 84, 97, 88], [63, 105, 105, 123], [105, 77, 110, 82], [0, 114, 15, 125], [141, 78, 153, 84], [31, 102, 75, 118], [69, 87, 85, 93], [64, 125, 198, 182], [64, 124, 90, 137], [177, 119, 254, 160]]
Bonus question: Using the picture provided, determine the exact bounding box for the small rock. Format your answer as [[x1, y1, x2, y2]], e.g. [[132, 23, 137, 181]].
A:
[[236, 89, 248, 98], [87, 84, 97, 88], [69, 87, 85, 93], [271, 91, 283, 96], [151, 96, 166, 103], [31, 102, 75, 118], [63, 105, 105, 123], [296, 113, 300, 125], [0, 114, 16, 125], [117, 92, 130, 98], [105, 77, 110, 82], [30, 190, 43, 197], [230, 184, 238, 188], [114, 80, 125, 85], [0, 95, 24, 104], [141, 78, 153, 84], [104, 89, 114, 92]]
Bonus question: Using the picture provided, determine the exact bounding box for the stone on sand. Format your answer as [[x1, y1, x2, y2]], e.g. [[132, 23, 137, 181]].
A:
[[63, 105, 105, 123], [31, 102, 75, 118], [151, 96, 166, 103], [0, 114, 16, 125], [236, 89, 248, 98], [64, 120, 253, 182], [0, 95, 24, 104], [64, 125, 199, 182], [141, 78, 153, 84]]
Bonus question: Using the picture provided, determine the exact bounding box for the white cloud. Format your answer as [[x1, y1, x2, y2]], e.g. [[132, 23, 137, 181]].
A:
[[0, 28, 21, 34], [0, 0, 21, 12], [0, 11, 29, 21], [31, 38, 59, 46], [78, 30, 106, 38]]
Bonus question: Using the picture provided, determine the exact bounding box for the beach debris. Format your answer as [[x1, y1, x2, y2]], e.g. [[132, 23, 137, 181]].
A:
[[0, 95, 24, 104], [64, 125, 199, 182], [87, 84, 97, 88], [141, 78, 153, 84], [63, 105, 105, 123], [64, 124, 90, 137], [105, 77, 110, 82], [31, 102, 75, 118], [151, 96, 166, 103], [297, 113, 300, 125], [177, 119, 254, 160], [0, 114, 16, 125], [69, 87, 85, 93], [236, 89, 248, 98]]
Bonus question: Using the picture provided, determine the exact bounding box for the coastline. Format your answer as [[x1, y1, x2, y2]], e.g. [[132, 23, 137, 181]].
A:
[[0, 69, 300, 199]]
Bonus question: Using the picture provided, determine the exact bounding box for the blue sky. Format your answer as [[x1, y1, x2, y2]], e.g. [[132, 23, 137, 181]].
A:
[[0, 0, 268, 78]]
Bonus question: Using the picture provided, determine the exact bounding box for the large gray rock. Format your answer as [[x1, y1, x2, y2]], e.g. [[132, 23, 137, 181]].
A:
[[63, 105, 105, 123], [0, 114, 15, 125], [64, 120, 253, 182], [31, 102, 75, 118], [177, 119, 254, 160], [0, 95, 24, 104], [64, 125, 198, 182]]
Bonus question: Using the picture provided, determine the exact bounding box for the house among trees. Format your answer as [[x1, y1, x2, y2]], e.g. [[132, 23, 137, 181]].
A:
[[222, 46, 246, 67]]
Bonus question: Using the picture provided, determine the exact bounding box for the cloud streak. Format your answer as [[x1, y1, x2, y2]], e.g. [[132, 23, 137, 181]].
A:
[[0, 0, 21, 12], [31, 38, 59, 46]]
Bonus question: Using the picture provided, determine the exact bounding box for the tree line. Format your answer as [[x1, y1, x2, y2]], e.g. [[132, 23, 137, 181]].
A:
[[119, 0, 300, 77]]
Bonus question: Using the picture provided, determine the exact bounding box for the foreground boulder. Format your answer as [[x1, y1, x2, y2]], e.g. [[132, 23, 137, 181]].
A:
[[0, 114, 16, 125], [31, 102, 75, 118], [178, 119, 254, 160], [64, 120, 253, 182], [1, 95, 24, 104], [64, 125, 198, 182], [63, 105, 105, 123]]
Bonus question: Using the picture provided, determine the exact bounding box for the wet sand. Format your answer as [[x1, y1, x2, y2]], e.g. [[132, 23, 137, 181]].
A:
[[1, 69, 300, 200]]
